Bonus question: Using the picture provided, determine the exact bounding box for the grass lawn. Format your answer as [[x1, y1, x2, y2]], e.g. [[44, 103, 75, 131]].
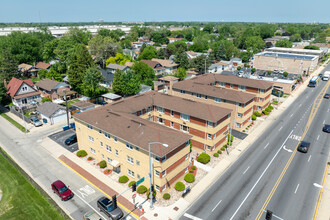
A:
[[60, 99, 80, 108], [0, 149, 66, 220], [0, 111, 29, 133]]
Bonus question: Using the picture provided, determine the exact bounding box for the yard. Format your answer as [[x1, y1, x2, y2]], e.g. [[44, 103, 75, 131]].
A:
[[0, 148, 67, 220], [60, 98, 80, 108]]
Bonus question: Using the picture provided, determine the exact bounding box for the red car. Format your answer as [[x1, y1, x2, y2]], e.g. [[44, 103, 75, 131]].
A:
[[51, 180, 74, 201]]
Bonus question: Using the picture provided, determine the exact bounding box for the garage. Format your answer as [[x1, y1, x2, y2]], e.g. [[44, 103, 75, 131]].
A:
[[37, 102, 69, 125]]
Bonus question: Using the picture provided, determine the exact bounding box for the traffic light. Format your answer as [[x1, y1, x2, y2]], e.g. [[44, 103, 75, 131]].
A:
[[112, 195, 117, 209], [132, 183, 137, 192], [266, 210, 272, 220]]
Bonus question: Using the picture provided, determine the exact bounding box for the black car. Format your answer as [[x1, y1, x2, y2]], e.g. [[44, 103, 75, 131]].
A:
[[97, 196, 123, 220], [297, 141, 310, 153], [65, 134, 77, 145], [323, 124, 330, 133], [324, 93, 330, 99]]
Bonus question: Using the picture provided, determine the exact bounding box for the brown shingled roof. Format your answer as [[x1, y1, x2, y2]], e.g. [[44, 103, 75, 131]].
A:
[[35, 62, 51, 69]]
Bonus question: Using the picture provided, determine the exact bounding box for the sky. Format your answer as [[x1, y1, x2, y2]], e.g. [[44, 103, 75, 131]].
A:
[[0, 0, 329, 23]]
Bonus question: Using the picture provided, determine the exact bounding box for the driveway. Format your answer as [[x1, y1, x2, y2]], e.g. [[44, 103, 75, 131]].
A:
[[49, 129, 78, 152]]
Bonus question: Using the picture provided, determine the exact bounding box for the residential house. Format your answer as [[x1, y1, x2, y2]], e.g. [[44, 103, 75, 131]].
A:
[[6, 77, 41, 107], [18, 63, 38, 77], [35, 62, 51, 70], [123, 49, 138, 60], [141, 60, 165, 75], [101, 93, 122, 103], [186, 51, 207, 60], [230, 58, 243, 66], [151, 58, 178, 74], [100, 64, 130, 88], [35, 78, 76, 100], [168, 38, 184, 43], [72, 101, 96, 113], [138, 84, 152, 94], [37, 102, 69, 124], [106, 63, 130, 74]]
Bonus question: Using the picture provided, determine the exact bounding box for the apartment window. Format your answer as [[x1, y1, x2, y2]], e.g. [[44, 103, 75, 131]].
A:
[[107, 157, 112, 163], [196, 93, 202, 98], [161, 155, 166, 162], [238, 103, 244, 107], [238, 85, 246, 91], [185, 153, 189, 160], [208, 121, 214, 127], [204, 95, 208, 100], [215, 98, 221, 103], [170, 110, 174, 117], [115, 150, 119, 156], [128, 169, 135, 178], [90, 148, 96, 154], [258, 106, 262, 110], [157, 106, 164, 113], [147, 117, 152, 121], [260, 89, 265, 93], [230, 84, 233, 88], [137, 174, 141, 179], [126, 143, 133, 150], [162, 170, 167, 177], [219, 82, 225, 87], [106, 145, 111, 153], [155, 170, 160, 177], [155, 185, 160, 192], [99, 129, 102, 134], [104, 132, 110, 139], [157, 117, 164, 124], [102, 154, 104, 160], [207, 145, 211, 151], [163, 184, 167, 191], [155, 156, 160, 162], [186, 141, 190, 146], [135, 146, 139, 151], [191, 92, 194, 96], [237, 113, 242, 117], [185, 167, 188, 173], [146, 106, 152, 113], [88, 136, 94, 142], [136, 160, 140, 166], [87, 124, 93, 130], [180, 113, 190, 122], [236, 122, 241, 128], [139, 110, 143, 115], [259, 98, 263, 102], [207, 133, 212, 139], [180, 125, 189, 133], [114, 137, 117, 142], [180, 90, 185, 94], [100, 142, 103, 147], [127, 155, 134, 164], [171, 121, 174, 127]]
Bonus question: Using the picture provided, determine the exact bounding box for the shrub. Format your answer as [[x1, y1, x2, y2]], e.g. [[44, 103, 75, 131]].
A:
[[213, 153, 219, 157], [221, 147, 225, 151], [41, 97, 52, 103], [252, 114, 257, 120], [163, 193, 171, 200], [197, 152, 211, 164], [119, 175, 129, 183], [268, 105, 274, 110], [175, 181, 186, 191], [254, 111, 262, 117], [228, 134, 234, 142], [224, 144, 228, 148], [128, 181, 136, 187], [87, 156, 93, 161], [146, 187, 157, 199], [189, 170, 194, 173], [262, 110, 269, 115], [217, 150, 222, 154], [192, 166, 196, 170], [99, 160, 107, 168], [76, 150, 87, 157], [137, 185, 147, 194], [184, 173, 195, 183], [273, 100, 278, 104]]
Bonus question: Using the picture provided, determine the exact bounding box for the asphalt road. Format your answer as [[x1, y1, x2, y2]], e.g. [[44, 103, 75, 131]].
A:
[[181, 67, 330, 220]]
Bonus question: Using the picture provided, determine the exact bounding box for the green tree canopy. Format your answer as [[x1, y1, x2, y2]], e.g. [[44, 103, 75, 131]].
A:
[[106, 53, 131, 66], [82, 66, 104, 98], [138, 46, 157, 60], [65, 27, 91, 45], [174, 47, 189, 69], [275, 39, 293, 48], [304, 45, 320, 50], [174, 67, 187, 80], [189, 55, 211, 74], [132, 61, 156, 86]]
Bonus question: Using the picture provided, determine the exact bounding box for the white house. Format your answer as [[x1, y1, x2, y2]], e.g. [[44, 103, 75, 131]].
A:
[[37, 102, 69, 124]]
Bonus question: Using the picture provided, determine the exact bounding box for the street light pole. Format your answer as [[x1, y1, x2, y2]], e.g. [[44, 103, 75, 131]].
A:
[[148, 141, 168, 209], [64, 90, 70, 127]]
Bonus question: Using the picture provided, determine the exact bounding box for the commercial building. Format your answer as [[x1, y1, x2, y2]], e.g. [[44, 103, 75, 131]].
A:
[[266, 47, 324, 60]]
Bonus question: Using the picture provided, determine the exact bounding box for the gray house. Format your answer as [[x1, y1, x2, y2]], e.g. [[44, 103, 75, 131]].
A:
[[37, 102, 69, 124]]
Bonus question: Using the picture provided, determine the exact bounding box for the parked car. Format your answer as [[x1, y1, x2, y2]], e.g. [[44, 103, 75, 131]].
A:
[[30, 116, 42, 127], [51, 180, 74, 201], [83, 211, 102, 220], [65, 134, 77, 145], [324, 93, 329, 99], [297, 141, 310, 153], [98, 100, 107, 105], [323, 124, 330, 133], [97, 196, 123, 220]]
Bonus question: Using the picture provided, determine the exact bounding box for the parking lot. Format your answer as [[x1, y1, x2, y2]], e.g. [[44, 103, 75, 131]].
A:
[[49, 129, 78, 152]]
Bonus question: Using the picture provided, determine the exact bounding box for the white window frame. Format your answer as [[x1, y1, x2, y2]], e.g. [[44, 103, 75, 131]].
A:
[[162, 183, 167, 191], [100, 142, 103, 147], [102, 154, 104, 159], [87, 124, 93, 130], [259, 98, 263, 102], [180, 90, 185, 94], [114, 137, 117, 142], [157, 117, 164, 124], [207, 145, 211, 151], [155, 184, 160, 192], [238, 85, 246, 91], [237, 113, 242, 117], [90, 148, 96, 154], [180, 125, 189, 133], [230, 84, 233, 88], [180, 113, 190, 122], [107, 157, 112, 163], [126, 143, 133, 150], [236, 122, 241, 128], [127, 155, 134, 164], [88, 136, 94, 142], [185, 167, 188, 173], [219, 82, 225, 87], [185, 153, 189, 160], [207, 133, 212, 139], [157, 106, 164, 113], [215, 98, 221, 103], [208, 121, 213, 127], [104, 132, 110, 139], [170, 110, 174, 117], [106, 145, 112, 153], [170, 121, 174, 127], [196, 93, 202, 98], [155, 170, 160, 177], [127, 169, 135, 178], [162, 169, 166, 177], [115, 150, 119, 156], [136, 160, 140, 166]]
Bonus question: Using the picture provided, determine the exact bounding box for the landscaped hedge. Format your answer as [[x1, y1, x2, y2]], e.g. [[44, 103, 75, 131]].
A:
[[192, 166, 196, 170], [137, 185, 147, 194], [268, 105, 274, 110], [175, 181, 185, 191], [254, 111, 262, 117], [213, 153, 219, 157], [163, 193, 171, 200], [217, 150, 222, 154], [146, 188, 157, 199], [76, 150, 87, 157], [118, 175, 129, 183], [252, 114, 257, 120], [262, 110, 269, 115], [197, 152, 211, 164], [99, 160, 107, 168], [221, 147, 226, 151], [184, 173, 195, 183], [128, 181, 136, 187]]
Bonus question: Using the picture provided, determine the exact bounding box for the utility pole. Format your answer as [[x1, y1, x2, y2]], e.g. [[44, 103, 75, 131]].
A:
[[64, 90, 70, 127]]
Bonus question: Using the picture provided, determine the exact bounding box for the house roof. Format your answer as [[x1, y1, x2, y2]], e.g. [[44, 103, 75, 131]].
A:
[[102, 93, 122, 100], [101, 69, 115, 83], [173, 80, 256, 103], [35, 62, 51, 69], [141, 60, 161, 69], [106, 63, 128, 71], [159, 76, 179, 81], [186, 51, 197, 56], [72, 101, 95, 109], [18, 63, 33, 72], [151, 59, 178, 68], [14, 91, 41, 99], [6, 77, 35, 98], [74, 108, 191, 157], [36, 102, 65, 118], [35, 78, 64, 91], [125, 62, 134, 67]]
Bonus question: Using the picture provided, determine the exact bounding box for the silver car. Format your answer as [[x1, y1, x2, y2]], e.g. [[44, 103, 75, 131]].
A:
[[30, 116, 42, 127]]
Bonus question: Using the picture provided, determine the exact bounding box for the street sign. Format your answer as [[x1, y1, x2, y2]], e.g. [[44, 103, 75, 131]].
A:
[[132, 194, 136, 199], [136, 177, 145, 185]]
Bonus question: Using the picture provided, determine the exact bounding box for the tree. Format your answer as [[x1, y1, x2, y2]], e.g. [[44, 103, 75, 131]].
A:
[[275, 39, 293, 48], [174, 47, 189, 69], [237, 66, 242, 71], [258, 24, 275, 39], [283, 72, 288, 77], [41, 97, 52, 103], [0, 46, 18, 80], [203, 24, 213, 34], [120, 70, 141, 96], [138, 46, 157, 60], [112, 69, 123, 94], [42, 38, 59, 62], [132, 61, 155, 86], [46, 68, 62, 82], [289, 34, 302, 42], [121, 39, 132, 49], [174, 67, 187, 80], [212, 42, 226, 61], [38, 69, 48, 79], [65, 27, 91, 45], [82, 66, 104, 98], [67, 44, 94, 92], [251, 68, 256, 74], [304, 45, 320, 50], [140, 43, 147, 53], [189, 55, 211, 74], [245, 36, 265, 53], [188, 36, 209, 52], [157, 48, 166, 59], [106, 53, 130, 66], [97, 28, 111, 37], [239, 51, 253, 63]]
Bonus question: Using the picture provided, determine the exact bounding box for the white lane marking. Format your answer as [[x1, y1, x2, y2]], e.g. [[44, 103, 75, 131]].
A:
[[283, 145, 292, 153], [243, 166, 250, 174], [184, 213, 203, 220], [229, 130, 294, 220], [299, 104, 302, 107], [290, 114, 294, 118], [279, 126, 283, 131], [308, 155, 312, 162], [327, 109, 329, 113], [294, 184, 300, 194], [317, 135, 320, 140], [264, 143, 269, 149], [71, 190, 106, 219], [263, 210, 285, 220], [324, 120, 326, 124], [211, 200, 222, 212]]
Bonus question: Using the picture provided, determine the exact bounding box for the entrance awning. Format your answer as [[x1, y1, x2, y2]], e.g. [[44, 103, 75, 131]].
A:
[[111, 160, 120, 167]]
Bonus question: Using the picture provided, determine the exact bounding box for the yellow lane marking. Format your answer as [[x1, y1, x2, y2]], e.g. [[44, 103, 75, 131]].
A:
[[256, 81, 330, 220], [58, 157, 141, 220], [313, 162, 329, 220]]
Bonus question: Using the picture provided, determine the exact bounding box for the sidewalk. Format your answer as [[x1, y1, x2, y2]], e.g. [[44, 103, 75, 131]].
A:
[[315, 162, 330, 220]]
